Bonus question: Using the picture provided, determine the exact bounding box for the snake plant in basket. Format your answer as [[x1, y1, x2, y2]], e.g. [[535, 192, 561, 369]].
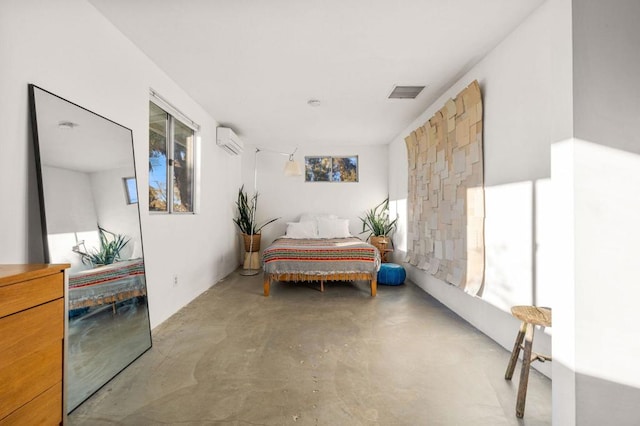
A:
[[360, 197, 398, 262], [233, 185, 279, 252]]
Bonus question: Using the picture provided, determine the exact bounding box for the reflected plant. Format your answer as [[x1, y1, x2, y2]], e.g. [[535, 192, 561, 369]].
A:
[[73, 226, 130, 267]]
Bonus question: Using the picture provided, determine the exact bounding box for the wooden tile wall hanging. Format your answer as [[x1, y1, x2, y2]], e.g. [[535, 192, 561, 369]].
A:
[[405, 80, 484, 295]]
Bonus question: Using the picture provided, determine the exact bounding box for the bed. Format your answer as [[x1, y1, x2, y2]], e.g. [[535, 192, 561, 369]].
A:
[[68, 258, 146, 312], [262, 216, 380, 296]]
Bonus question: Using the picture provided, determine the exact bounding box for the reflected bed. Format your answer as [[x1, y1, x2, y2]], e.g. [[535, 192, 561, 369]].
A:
[[68, 259, 146, 311]]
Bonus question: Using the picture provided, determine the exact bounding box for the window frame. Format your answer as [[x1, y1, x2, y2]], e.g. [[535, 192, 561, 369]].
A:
[[148, 90, 199, 215]]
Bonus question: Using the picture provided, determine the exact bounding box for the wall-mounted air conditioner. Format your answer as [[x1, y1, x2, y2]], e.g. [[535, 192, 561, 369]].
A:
[[216, 127, 243, 155]]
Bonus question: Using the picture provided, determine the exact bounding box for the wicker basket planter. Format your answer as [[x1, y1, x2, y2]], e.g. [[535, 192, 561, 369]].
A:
[[242, 233, 261, 252]]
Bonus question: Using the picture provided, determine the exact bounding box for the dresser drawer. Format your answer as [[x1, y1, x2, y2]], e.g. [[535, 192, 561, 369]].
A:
[[0, 383, 62, 426], [0, 264, 67, 424], [0, 339, 62, 420], [0, 273, 63, 318], [0, 299, 63, 371]]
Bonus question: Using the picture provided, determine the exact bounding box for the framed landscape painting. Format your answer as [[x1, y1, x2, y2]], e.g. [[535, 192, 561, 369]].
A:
[[305, 156, 358, 182]]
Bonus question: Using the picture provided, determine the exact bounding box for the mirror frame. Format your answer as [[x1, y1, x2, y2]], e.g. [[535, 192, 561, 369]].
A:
[[28, 84, 152, 413]]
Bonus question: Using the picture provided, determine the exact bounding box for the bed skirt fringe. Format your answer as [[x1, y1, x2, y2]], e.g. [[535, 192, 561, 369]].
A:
[[263, 272, 377, 297]]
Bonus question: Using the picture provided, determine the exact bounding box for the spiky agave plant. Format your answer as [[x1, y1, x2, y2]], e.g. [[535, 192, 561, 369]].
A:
[[359, 197, 398, 240], [74, 226, 130, 267], [232, 185, 279, 235]]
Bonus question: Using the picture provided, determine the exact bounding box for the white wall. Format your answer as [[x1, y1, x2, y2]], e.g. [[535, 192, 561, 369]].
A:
[[387, 0, 574, 378], [573, 0, 640, 156], [0, 0, 241, 329], [241, 144, 389, 252], [42, 166, 99, 274], [552, 1, 640, 424], [41, 166, 98, 234], [552, 139, 640, 426], [91, 166, 141, 260]]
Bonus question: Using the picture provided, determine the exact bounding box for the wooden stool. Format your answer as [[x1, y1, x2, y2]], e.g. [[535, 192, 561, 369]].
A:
[[504, 306, 552, 418]]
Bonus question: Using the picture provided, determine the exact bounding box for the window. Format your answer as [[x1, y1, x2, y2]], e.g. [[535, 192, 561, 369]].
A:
[[148, 99, 197, 213], [123, 177, 138, 204]]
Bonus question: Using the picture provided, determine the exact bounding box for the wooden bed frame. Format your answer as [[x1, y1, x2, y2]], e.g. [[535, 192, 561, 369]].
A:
[[263, 272, 377, 297]]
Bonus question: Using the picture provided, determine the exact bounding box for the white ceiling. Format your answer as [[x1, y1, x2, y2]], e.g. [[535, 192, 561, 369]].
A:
[[88, 0, 544, 150]]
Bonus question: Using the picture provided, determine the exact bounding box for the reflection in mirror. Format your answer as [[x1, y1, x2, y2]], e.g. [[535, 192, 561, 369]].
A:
[[29, 85, 152, 412]]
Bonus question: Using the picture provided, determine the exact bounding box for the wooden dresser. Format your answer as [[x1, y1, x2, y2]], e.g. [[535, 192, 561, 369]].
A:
[[0, 264, 69, 426]]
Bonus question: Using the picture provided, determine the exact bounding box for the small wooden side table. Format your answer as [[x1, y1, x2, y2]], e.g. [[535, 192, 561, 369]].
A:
[[370, 236, 393, 263]]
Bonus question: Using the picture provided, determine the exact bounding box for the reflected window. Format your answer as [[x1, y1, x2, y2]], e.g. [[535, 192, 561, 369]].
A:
[[123, 177, 138, 204], [148, 101, 196, 213]]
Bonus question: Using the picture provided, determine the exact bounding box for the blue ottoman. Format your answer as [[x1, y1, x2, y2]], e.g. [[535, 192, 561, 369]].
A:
[[377, 263, 406, 286]]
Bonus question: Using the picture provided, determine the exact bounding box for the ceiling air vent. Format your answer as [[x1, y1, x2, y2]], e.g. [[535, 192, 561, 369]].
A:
[[388, 85, 425, 99]]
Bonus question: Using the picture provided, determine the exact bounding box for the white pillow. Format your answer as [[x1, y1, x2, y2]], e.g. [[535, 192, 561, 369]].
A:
[[317, 218, 350, 238], [285, 221, 318, 238]]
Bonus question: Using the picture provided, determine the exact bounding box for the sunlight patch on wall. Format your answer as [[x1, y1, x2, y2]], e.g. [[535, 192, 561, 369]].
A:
[[482, 181, 533, 311], [48, 231, 100, 273], [389, 198, 407, 252]]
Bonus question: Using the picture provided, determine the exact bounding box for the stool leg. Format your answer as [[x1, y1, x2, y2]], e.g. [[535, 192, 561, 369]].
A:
[[516, 323, 535, 418], [505, 321, 527, 380]]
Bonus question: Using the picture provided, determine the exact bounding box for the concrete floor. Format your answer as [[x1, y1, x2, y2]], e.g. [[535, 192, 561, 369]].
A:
[[69, 271, 551, 425]]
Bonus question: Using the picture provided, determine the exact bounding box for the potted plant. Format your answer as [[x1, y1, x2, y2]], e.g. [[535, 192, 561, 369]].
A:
[[72, 226, 130, 267], [360, 197, 398, 262], [233, 185, 279, 252]]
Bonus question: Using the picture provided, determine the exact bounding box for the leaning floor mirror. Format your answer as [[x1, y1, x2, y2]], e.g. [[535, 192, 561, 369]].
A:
[[29, 85, 152, 413]]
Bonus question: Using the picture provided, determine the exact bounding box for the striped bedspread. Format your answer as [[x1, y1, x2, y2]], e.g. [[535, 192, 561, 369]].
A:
[[262, 237, 380, 275], [69, 259, 145, 289], [68, 259, 146, 310]]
